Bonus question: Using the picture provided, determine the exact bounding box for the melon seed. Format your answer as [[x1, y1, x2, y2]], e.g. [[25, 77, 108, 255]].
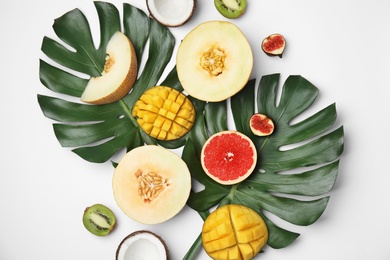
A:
[[136, 170, 168, 204]]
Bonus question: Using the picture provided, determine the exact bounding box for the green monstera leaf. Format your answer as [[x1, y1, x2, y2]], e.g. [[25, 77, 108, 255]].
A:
[[183, 74, 344, 254], [37, 1, 344, 258], [38, 2, 181, 163]]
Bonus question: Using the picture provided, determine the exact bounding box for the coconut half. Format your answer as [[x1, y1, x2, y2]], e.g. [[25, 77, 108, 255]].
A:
[[116, 230, 169, 260], [146, 0, 196, 27]]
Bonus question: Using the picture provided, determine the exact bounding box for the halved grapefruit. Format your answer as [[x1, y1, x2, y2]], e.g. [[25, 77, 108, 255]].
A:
[[201, 130, 257, 185]]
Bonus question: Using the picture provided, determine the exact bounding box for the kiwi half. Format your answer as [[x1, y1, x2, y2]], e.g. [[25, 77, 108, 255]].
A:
[[82, 204, 116, 236], [214, 0, 246, 19]]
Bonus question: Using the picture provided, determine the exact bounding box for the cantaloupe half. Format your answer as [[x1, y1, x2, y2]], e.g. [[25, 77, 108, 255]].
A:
[[81, 31, 137, 105], [112, 145, 191, 225], [176, 21, 253, 102]]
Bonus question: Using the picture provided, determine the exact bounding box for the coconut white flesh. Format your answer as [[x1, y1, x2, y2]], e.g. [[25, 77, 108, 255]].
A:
[[147, 0, 195, 27], [81, 32, 132, 103], [117, 232, 167, 260]]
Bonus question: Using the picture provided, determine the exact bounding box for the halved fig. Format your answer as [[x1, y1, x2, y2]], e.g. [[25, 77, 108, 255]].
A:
[[146, 0, 196, 27], [261, 33, 286, 58], [116, 230, 169, 260], [249, 113, 274, 136]]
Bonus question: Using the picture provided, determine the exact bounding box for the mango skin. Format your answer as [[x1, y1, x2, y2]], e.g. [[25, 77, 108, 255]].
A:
[[202, 204, 268, 260]]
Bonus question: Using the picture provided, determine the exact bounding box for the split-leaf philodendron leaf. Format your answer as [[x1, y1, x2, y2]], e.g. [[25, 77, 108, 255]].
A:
[[38, 1, 344, 255]]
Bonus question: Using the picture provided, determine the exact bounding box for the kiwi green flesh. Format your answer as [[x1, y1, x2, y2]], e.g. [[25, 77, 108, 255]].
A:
[[214, 0, 246, 19], [82, 204, 116, 236]]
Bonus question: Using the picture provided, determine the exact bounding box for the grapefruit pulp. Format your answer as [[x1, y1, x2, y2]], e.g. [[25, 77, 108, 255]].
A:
[[201, 131, 257, 185]]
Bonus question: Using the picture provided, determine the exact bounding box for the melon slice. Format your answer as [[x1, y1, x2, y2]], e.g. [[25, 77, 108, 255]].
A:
[[81, 31, 137, 105], [176, 21, 253, 102], [201, 130, 257, 185], [112, 145, 191, 224]]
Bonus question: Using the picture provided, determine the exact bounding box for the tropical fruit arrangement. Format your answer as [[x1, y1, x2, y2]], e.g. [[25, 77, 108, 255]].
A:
[[38, 1, 344, 259]]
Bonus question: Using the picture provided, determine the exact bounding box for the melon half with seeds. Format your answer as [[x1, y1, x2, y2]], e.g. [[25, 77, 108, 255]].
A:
[[112, 145, 191, 225], [201, 131, 257, 185], [176, 21, 253, 102]]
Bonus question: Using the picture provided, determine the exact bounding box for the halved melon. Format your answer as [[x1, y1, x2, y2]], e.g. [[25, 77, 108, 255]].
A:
[[201, 130, 257, 185], [176, 21, 253, 102], [81, 31, 137, 105], [112, 145, 191, 224]]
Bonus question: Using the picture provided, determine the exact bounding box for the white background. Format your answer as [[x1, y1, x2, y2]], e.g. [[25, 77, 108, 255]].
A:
[[1, 0, 390, 259]]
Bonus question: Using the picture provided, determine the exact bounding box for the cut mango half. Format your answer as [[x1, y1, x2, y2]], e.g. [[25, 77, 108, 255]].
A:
[[132, 86, 195, 140], [202, 204, 268, 260]]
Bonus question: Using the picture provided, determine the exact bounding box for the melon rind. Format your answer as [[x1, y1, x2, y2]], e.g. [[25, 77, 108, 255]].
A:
[[201, 130, 257, 185], [112, 145, 191, 224], [176, 21, 253, 102], [81, 31, 137, 105]]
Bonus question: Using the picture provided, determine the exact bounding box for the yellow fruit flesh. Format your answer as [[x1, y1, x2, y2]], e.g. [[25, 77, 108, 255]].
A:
[[176, 21, 253, 102], [81, 31, 137, 105], [132, 86, 195, 140], [112, 145, 192, 224], [202, 204, 268, 260]]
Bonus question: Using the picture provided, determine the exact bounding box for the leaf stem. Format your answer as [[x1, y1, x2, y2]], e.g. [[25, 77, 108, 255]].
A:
[[183, 210, 209, 260], [119, 99, 138, 125], [229, 184, 238, 199]]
